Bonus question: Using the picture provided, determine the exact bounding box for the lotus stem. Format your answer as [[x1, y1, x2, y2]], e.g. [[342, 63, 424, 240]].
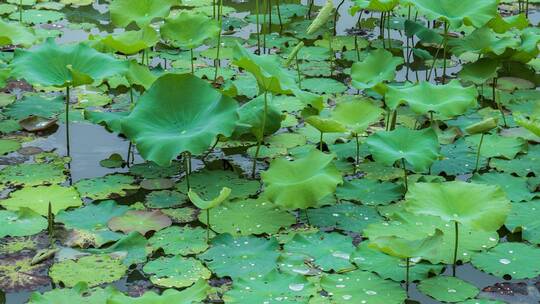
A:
[[333, 0, 345, 36], [452, 221, 459, 277], [295, 54, 302, 89], [307, 0, 314, 19], [355, 134, 360, 173], [48, 202, 54, 246], [213, 0, 216, 19], [214, 0, 223, 81], [206, 209, 211, 243], [401, 158, 408, 191], [328, 34, 334, 76], [526, 0, 529, 17], [427, 43, 442, 82], [202, 137, 220, 162], [256, 0, 261, 54], [320, 131, 325, 151], [304, 209, 311, 225], [442, 21, 449, 83], [126, 142, 132, 167], [354, 35, 361, 61], [405, 257, 410, 295], [251, 90, 269, 178], [19, 0, 23, 23], [379, 12, 385, 49], [405, 6, 411, 81], [190, 49, 194, 74], [276, 0, 283, 33], [492, 78, 507, 127], [141, 49, 145, 65], [184, 152, 191, 191], [390, 110, 397, 130], [65, 86, 71, 158], [267, 0, 272, 41], [474, 133, 485, 173], [429, 111, 434, 126], [386, 10, 391, 49], [262, 0, 267, 53]]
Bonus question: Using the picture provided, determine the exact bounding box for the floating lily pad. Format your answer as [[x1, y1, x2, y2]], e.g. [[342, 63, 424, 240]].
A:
[[129, 161, 182, 179], [177, 169, 260, 200], [505, 200, 540, 244], [0, 162, 66, 186], [107, 279, 210, 304], [28, 283, 116, 304], [75, 174, 139, 200], [336, 179, 403, 205], [140, 178, 175, 190], [49, 254, 127, 287], [149, 226, 209, 256], [465, 134, 526, 160], [108, 210, 171, 235], [306, 202, 382, 232], [1, 185, 83, 215], [0, 234, 47, 255], [145, 190, 186, 208], [4, 95, 64, 120], [161, 207, 198, 224], [0, 208, 47, 238], [143, 256, 210, 288], [199, 233, 280, 279], [472, 172, 535, 202], [87, 232, 150, 266], [198, 199, 296, 236], [0, 253, 50, 292], [418, 276, 479, 302], [471, 242, 540, 279], [0, 138, 21, 155]]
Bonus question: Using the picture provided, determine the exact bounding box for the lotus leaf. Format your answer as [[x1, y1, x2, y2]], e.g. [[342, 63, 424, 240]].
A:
[[49, 254, 127, 287], [0, 162, 66, 186], [505, 200, 540, 244], [352, 242, 444, 282], [149, 226, 209, 255], [1, 184, 83, 216], [28, 282, 117, 304], [121, 74, 239, 166], [404, 20, 443, 44], [0, 138, 21, 155], [75, 174, 138, 200], [336, 179, 403, 205], [366, 127, 440, 172], [177, 169, 260, 200], [4, 95, 64, 120], [108, 210, 171, 235], [129, 161, 182, 179], [306, 202, 382, 232], [302, 77, 348, 95], [146, 190, 186, 208], [331, 99, 384, 134], [0, 19, 36, 47], [198, 199, 295, 235], [385, 80, 478, 117], [87, 232, 150, 266], [0, 253, 50, 292], [305, 115, 347, 133], [306, 0, 333, 35], [0, 208, 47, 238], [161, 12, 220, 50], [465, 133, 527, 159], [352, 0, 399, 12], [143, 256, 210, 288], [351, 49, 403, 91], [283, 231, 355, 272], [11, 38, 128, 88], [472, 172, 534, 202], [107, 279, 210, 304], [233, 91, 284, 140], [109, 0, 177, 28], [161, 207, 198, 224], [223, 270, 316, 303], [321, 270, 407, 304], [140, 178, 174, 190], [408, 0, 498, 28], [261, 148, 342, 210], [417, 276, 479, 302], [405, 181, 511, 231], [449, 26, 520, 56], [199, 233, 280, 278], [10, 9, 64, 24], [100, 27, 159, 55], [458, 58, 500, 85], [471, 242, 540, 279], [432, 140, 487, 176]]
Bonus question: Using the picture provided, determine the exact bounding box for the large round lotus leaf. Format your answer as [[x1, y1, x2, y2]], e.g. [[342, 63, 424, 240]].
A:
[[367, 226, 444, 260], [233, 93, 283, 140], [0, 253, 50, 292], [465, 134, 527, 160], [143, 256, 210, 288], [56, 200, 129, 247], [107, 279, 210, 304], [223, 270, 316, 304], [471, 242, 540, 279], [161, 207, 198, 224], [161, 12, 220, 50], [100, 26, 159, 55], [84, 110, 128, 134], [472, 172, 534, 202], [146, 190, 186, 208], [129, 161, 182, 179], [87, 232, 150, 266], [305, 114, 347, 134], [261, 149, 342, 210], [306, 202, 382, 232], [177, 169, 260, 200], [9, 9, 64, 24], [0, 138, 21, 155], [121, 74, 239, 166], [302, 78, 348, 95], [0, 162, 66, 186], [405, 181, 511, 231], [366, 127, 440, 172], [408, 0, 497, 28], [199, 199, 295, 236], [417, 276, 479, 302], [0, 208, 47, 238], [149, 226, 209, 255], [109, 0, 177, 28], [49, 254, 127, 287], [199, 233, 280, 279], [336, 179, 403, 206], [352, 0, 399, 12], [74, 174, 138, 200], [351, 49, 403, 91], [10, 38, 128, 87], [331, 99, 384, 134], [458, 58, 500, 85], [4, 95, 64, 120], [321, 270, 407, 304], [108, 210, 172, 235], [0, 19, 36, 47], [1, 185, 83, 216], [28, 283, 117, 304], [385, 80, 478, 117], [432, 139, 487, 176], [505, 200, 540, 244], [370, 210, 498, 264], [352, 242, 443, 282], [449, 27, 519, 56], [283, 231, 355, 272]]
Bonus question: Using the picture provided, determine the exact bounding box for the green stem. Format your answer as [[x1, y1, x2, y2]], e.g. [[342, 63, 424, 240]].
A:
[[251, 90, 269, 178], [386, 9, 391, 48], [492, 77, 507, 127], [19, 0, 23, 23], [213, 0, 216, 19], [405, 257, 410, 295], [65, 86, 71, 157], [256, 0, 261, 53], [276, 0, 283, 33], [474, 133, 485, 173], [390, 109, 397, 131], [304, 209, 311, 225], [452, 221, 459, 277], [262, 0, 267, 53], [380, 12, 386, 49], [190, 49, 194, 74], [405, 6, 411, 81], [401, 158, 408, 191], [442, 21, 449, 83], [184, 152, 191, 191], [328, 34, 334, 76], [355, 134, 360, 173], [333, 0, 346, 36], [206, 209, 210, 243], [214, 0, 223, 81], [126, 142, 132, 167], [307, 0, 314, 19], [319, 131, 323, 151], [48, 202, 54, 246], [295, 54, 302, 89]]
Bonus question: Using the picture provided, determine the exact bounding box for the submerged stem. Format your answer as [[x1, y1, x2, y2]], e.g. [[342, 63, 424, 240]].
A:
[[452, 221, 459, 277], [251, 90, 269, 178], [65, 86, 71, 158], [474, 133, 485, 172]]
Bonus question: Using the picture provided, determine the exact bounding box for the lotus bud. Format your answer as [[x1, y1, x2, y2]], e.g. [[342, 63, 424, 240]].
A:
[[306, 0, 334, 35], [284, 41, 304, 67], [465, 117, 498, 134]]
